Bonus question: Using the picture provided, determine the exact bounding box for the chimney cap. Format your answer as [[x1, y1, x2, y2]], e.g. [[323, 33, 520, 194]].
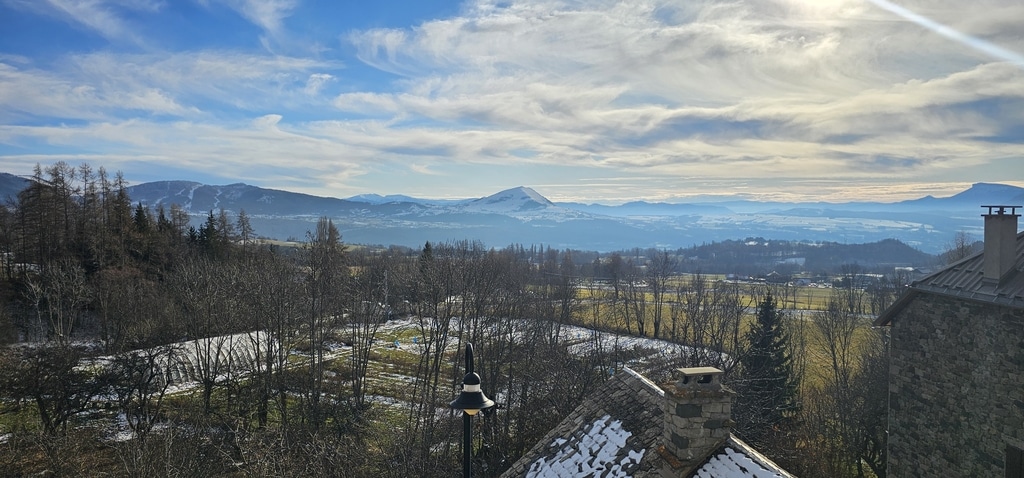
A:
[[981, 205, 1021, 216], [678, 367, 724, 376], [674, 367, 724, 390]]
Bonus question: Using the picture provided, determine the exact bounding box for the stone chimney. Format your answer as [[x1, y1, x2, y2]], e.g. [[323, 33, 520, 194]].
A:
[[982, 205, 1021, 284], [657, 367, 734, 477]]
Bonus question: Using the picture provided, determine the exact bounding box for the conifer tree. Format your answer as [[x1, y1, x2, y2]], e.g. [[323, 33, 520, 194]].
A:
[[132, 202, 151, 233], [733, 291, 800, 449], [236, 209, 253, 256]]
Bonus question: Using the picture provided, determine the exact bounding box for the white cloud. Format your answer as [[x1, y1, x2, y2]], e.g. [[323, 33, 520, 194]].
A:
[[332, 92, 401, 115], [866, 0, 1024, 68], [252, 114, 282, 129], [2, 0, 162, 45], [0, 51, 336, 121], [0, 61, 193, 121], [303, 73, 334, 96], [2, 0, 1023, 201], [333, 0, 1024, 190], [214, 0, 298, 38], [0, 118, 370, 189], [409, 163, 443, 176]]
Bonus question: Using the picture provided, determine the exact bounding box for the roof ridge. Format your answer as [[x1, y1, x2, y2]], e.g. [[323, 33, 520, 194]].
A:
[[725, 435, 798, 478], [622, 367, 665, 397]]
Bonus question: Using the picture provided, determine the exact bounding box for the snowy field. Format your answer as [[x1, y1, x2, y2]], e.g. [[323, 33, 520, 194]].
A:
[[63, 315, 722, 443]]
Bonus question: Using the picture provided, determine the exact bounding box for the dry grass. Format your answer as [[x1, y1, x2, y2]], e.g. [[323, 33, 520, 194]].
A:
[[573, 281, 882, 394]]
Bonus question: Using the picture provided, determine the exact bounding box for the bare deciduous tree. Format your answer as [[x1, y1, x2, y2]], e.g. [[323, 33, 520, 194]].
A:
[[347, 250, 390, 409], [24, 258, 88, 345], [622, 258, 647, 336], [2, 345, 112, 436], [647, 250, 674, 339], [170, 257, 240, 414], [943, 230, 976, 265], [301, 217, 347, 428], [674, 272, 745, 373]]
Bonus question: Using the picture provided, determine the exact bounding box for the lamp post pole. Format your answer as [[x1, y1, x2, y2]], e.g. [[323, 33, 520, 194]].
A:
[[463, 402, 472, 478], [450, 343, 495, 478]]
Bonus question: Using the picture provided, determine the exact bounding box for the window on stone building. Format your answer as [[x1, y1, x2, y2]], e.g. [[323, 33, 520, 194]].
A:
[[1008, 443, 1024, 478]]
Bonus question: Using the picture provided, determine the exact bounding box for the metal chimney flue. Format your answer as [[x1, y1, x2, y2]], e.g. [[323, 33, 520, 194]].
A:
[[981, 205, 1021, 285]]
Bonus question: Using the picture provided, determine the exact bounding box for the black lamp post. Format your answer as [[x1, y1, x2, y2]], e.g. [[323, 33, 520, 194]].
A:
[[450, 343, 495, 478]]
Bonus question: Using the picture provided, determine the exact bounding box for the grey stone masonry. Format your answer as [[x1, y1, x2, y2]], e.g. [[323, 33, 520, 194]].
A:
[[658, 367, 735, 477], [887, 293, 1024, 478]]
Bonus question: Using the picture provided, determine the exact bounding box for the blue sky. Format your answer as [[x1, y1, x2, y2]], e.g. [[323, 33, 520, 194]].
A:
[[1, 0, 1022, 203]]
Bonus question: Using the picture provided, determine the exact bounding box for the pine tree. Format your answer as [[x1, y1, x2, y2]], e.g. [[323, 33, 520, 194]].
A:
[[132, 203, 151, 233], [236, 209, 254, 256], [733, 291, 800, 449], [197, 211, 219, 256]]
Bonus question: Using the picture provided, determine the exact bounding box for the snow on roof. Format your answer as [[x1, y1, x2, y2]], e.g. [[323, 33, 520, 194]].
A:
[[694, 443, 792, 478], [525, 415, 645, 478], [502, 366, 794, 478]]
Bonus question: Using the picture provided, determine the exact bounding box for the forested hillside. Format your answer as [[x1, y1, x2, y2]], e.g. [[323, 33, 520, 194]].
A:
[[677, 237, 936, 275], [1, 163, 893, 477]]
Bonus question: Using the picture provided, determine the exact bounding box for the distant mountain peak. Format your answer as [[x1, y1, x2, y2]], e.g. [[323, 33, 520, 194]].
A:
[[948, 182, 1024, 203], [346, 193, 438, 205], [491, 187, 557, 203], [347, 193, 387, 204], [465, 186, 556, 213], [7, 171, 1024, 254]]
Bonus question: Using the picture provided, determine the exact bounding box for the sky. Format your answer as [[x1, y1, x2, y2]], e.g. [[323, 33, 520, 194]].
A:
[[0, 0, 1023, 204]]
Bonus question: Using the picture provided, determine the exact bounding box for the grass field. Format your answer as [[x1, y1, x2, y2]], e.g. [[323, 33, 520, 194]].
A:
[[572, 278, 884, 393]]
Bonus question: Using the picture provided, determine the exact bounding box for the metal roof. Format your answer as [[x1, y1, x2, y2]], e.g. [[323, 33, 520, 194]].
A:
[[875, 230, 1024, 325]]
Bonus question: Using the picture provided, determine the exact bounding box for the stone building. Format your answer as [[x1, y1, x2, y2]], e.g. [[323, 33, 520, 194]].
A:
[[875, 205, 1024, 477], [501, 366, 793, 478]]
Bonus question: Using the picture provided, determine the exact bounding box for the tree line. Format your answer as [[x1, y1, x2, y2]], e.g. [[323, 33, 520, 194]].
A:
[[0, 162, 895, 477]]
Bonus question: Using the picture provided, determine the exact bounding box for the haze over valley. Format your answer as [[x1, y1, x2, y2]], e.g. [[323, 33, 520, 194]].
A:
[[5, 172, 1021, 255], [125, 180, 1024, 255]]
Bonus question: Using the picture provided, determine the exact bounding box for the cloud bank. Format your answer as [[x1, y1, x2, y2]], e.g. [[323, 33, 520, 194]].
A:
[[0, 0, 1022, 202]]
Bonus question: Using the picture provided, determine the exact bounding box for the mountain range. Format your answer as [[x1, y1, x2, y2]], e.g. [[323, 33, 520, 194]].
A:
[[2, 172, 1023, 254]]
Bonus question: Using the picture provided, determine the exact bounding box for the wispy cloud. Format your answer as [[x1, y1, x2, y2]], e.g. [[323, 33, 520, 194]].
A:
[[211, 0, 298, 45], [333, 0, 1024, 193], [410, 163, 443, 176], [1, 0, 1022, 201], [866, 0, 1024, 69], [2, 0, 162, 46], [303, 73, 334, 96], [0, 118, 370, 187], [0, 51, 337, 121]]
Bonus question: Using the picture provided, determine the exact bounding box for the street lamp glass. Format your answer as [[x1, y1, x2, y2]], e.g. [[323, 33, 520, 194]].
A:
[[450, 372, 495, 413]]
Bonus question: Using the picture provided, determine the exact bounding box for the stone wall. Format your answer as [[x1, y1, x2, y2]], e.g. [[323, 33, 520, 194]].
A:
[[658, 378, 734, 477], [888, 293, 1024, 477]]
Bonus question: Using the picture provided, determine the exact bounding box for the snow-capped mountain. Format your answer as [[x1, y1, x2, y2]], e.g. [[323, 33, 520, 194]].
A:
[[346, 193, 467, 206], [451, 187, 600, 224], [126, 180, 365, 216], [462, 186, 554, 213], [5, 173, 1023, 253]]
